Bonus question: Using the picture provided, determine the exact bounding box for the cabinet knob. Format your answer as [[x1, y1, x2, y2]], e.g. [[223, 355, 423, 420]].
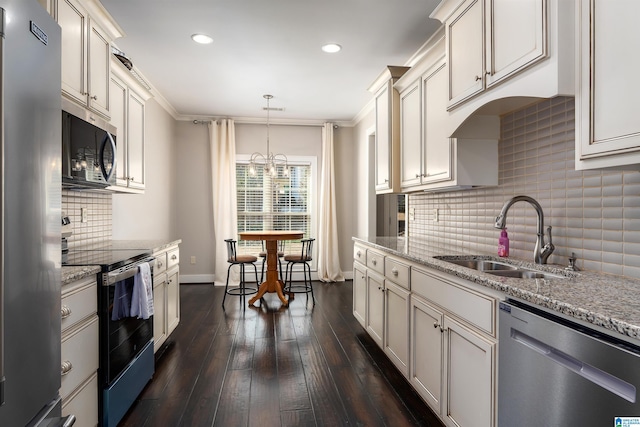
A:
[[361, 275, 365, 280], [356, 251, 362, 258], [384, 179, 389, 183], [475, 75, 482, 81], [372, 259, 377, 266], [157, 260, 163, 267], [171, 254, 177, 260], [392, 268, 398, 276], [61, 305, 72, 319], [91, 95, 98, 100], [61, 360, 73, 376]]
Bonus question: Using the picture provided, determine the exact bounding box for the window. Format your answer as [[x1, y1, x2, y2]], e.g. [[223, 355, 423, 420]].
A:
[[235, 156, 316, 258]]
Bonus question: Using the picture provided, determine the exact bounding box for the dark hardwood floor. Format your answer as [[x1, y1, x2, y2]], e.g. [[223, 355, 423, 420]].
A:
[[119, 281, 444, 427]]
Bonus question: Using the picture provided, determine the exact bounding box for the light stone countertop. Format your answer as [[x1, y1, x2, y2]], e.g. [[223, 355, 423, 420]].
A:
[[62, 265, 101, 285], [354, 236, 640, 344]]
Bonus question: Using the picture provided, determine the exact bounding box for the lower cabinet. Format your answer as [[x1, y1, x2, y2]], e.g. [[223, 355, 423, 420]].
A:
[[352, 261, 367, 327], [365, 270, 385, 347], [353, 241, 498, 427], [61, 276, 99, 426], [153, 244, 181, 352], [384, 280, 410, 376]]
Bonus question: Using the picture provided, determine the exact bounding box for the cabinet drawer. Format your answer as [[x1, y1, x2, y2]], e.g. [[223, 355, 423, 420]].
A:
[[167, 247, 180, 270], [366, 249, 385, 275], [385, 257, 410, 290], [61, 277, 97, 333], [154, 251, 168, 275], [353, 243, 366, 264], [411, 268, 495, 336], [61, 316, 99, 401], [62, 372, 98, 427]]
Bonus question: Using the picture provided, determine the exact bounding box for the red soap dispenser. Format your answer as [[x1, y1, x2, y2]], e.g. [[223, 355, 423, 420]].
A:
[[498, 228, 509, 257]]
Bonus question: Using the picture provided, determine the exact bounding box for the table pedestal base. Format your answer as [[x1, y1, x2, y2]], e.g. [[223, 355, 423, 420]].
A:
[[248, 278, 289, 307]]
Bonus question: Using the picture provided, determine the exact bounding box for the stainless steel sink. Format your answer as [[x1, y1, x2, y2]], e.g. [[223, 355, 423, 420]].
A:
[[436, 256, 566, 279], [443, 259, 518, 272]]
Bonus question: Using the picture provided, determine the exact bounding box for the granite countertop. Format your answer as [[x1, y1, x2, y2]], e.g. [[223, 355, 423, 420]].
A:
[[354, 236, 640, 344], [61, 239, 182, 284]]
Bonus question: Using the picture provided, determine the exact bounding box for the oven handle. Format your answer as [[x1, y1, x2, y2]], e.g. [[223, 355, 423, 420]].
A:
[[105, 257, 155, 286]]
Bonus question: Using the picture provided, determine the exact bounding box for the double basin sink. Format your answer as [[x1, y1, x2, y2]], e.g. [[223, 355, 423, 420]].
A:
[[435, 257, 565, 280]]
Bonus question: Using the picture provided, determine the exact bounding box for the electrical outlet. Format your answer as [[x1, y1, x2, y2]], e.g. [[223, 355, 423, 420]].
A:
[[81, 207, 88, 223], [190, 256, 196, 265], [434, 208, 439, 222], [409, 207, 415, 221]]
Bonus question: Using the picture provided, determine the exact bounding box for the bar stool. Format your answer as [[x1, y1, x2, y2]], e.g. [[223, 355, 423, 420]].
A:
[[222, 239, 259, 308], [283, 238, 315, 303]]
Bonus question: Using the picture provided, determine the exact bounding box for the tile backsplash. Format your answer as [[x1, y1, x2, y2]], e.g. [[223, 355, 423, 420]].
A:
[[62, 190, 112, 248], [408, 97, 640, 279]]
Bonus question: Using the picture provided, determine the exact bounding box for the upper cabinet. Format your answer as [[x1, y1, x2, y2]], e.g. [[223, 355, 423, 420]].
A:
[[443, 0, 546, 109], [109, 57, 152, 192], [575, 0, 640, 170], [41, 0, 124, 119], [396, 32, 498, 192], [431, 0, 574, 138], [369, 66, 411, 194]]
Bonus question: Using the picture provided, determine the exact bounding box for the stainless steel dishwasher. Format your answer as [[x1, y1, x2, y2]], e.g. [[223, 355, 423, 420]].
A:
[[499, 299, 640, 426]]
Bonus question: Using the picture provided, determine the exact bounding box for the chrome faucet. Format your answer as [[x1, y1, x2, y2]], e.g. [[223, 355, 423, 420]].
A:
[[495, 195, 555, 264]]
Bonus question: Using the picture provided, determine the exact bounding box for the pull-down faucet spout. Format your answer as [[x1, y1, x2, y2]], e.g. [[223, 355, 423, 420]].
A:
[[495, 195, 555, 264]]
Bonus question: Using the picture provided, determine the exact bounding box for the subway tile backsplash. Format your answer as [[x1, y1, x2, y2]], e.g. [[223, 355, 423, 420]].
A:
[[62, 190, 112, 249], [407, 97, 640, 279]]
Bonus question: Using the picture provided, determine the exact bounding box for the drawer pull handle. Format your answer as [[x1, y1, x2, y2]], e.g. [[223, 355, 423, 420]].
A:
[[61, 305, 72, 319], [356, 251, 361, 257], [157, 260, 163, 267], [171, 254, 177, 260], [61, 360, 73, 376], [392, 268, 398, 276], [433, 322, 444, 332], [372, 259, 377, 266]]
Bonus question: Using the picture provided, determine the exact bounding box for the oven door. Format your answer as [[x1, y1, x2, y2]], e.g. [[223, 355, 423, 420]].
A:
[[99, 261, 154, 386]]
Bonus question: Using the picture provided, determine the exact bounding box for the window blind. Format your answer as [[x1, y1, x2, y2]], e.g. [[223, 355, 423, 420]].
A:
[[236, 161, 312, 256]]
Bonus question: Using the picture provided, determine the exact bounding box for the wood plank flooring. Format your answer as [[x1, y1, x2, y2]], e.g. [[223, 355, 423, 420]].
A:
[[119, 281, 444, 427]]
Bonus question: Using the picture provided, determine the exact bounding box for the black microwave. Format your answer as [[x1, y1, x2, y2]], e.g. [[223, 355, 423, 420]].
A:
[[62, 107, 117, 189]]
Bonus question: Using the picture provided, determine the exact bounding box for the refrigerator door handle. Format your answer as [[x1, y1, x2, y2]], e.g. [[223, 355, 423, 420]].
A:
[[0, 5, 6, 407]]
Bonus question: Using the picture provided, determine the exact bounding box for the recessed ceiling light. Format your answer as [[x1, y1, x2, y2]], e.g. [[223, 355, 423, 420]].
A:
[[322, 43, 342, 53], [191, 34, 214, 44]]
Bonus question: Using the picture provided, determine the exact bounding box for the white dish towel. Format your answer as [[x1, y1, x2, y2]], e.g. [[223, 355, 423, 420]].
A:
[[131, 262, 154, 319]]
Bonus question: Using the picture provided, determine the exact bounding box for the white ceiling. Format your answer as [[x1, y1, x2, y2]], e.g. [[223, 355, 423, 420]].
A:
[[100, 0, 442, 123]]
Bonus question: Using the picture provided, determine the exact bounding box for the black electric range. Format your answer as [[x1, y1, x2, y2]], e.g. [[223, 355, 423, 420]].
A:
[[62, 243, 153, 272]]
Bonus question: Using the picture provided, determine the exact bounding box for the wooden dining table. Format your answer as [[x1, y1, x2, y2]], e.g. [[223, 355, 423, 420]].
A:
[[239, 230, 304, 307]]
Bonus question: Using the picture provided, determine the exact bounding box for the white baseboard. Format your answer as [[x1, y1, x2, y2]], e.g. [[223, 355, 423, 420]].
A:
[[179, 274, 215, 284]]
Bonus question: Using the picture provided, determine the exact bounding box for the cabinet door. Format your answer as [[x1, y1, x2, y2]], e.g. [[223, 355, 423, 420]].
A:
[[486, 0, 546, 87], [127, 90, 146, 189], [384, 281, 410, 377], [375, 84, 391, 192], [58, 0, 87, 104], [153, 276, 167, 353], [109, 75, 129, 187], [410, 295, 444, 415], [400, 79, 422, 189], [447, 0, 484, 108], [365, 271, 385, 347], [87, 18, 111, 117], [353, 262, 367, 327], [423, 62, 452, 184], [577, 0, 640, 165], [444, 316, 495, 427], [167, 268, 180, 335]]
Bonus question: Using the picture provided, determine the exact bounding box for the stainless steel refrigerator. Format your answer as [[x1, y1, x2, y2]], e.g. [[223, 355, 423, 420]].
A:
[[0, 0, 71, 425]]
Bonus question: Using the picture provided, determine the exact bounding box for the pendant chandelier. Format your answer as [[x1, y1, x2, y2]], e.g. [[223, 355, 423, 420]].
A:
[[249, 94, 289, 177]]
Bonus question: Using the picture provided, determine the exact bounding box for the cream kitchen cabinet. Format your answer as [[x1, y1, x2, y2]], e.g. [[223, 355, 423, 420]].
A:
[[352, 243, 367, 327], [153, 244, 181, 353], [383, 257, 410, 377], [365, 269, 385, 347], [368, 66, 410, 194], [61, 275, 99, 427], [42, 0, 123, 118], [575, 0, 640, 170], [396, 37, 498, 192], [109, 57, 152, 192], [411, 266, 497, 427], [434, 0, 546, 109]]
